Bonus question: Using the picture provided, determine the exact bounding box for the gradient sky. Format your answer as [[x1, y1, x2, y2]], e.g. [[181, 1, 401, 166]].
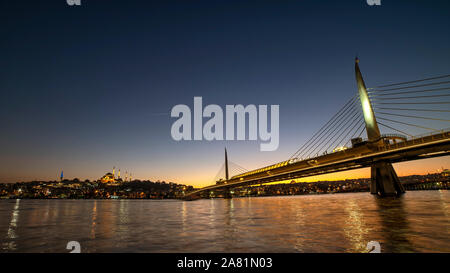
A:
[[1, 0, 449, 186]]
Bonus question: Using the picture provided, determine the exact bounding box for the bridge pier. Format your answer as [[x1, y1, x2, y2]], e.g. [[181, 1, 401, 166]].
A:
[[223, 187, 232, 199], [356, 59, 406, 197], [371, 161, 405, 197]]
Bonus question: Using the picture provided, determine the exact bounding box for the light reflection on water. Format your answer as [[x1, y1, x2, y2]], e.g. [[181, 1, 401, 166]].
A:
[[0, 191, 448, 253]]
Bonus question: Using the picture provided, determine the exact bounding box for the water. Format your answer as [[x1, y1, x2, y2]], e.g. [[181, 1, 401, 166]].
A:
[[0, 191, 449, 253]]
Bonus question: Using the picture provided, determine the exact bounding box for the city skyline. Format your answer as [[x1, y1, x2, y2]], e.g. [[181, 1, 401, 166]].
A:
[[1, 1, 450, 187]]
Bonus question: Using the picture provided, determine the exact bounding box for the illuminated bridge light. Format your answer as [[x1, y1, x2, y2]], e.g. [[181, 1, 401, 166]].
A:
[[231, 160, 291, 179]]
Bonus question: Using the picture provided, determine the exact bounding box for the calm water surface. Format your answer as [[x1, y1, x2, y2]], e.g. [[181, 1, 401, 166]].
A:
[[0, 191, 449, 253]]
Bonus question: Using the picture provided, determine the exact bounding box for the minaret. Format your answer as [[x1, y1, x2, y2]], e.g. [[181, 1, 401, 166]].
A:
[[118, 169, 121, 179], [130, 173, 132, 182], [112, 166, 115, 177], [125, 171, 128, 182]]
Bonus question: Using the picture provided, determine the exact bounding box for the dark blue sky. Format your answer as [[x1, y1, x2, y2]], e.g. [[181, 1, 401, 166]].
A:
[[1, 0, 449, 185]]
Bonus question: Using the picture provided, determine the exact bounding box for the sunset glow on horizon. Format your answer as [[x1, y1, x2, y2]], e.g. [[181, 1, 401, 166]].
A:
[[2, 154, 447, 188], [1, 1, 449, 188]]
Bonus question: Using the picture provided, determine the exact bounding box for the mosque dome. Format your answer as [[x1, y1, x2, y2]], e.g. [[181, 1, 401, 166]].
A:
[[101, 172, 115, 183]]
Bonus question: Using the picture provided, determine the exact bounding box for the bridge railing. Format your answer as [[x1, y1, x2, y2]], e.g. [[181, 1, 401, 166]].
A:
[[378, 129, 450, 152], [271, 129, 450, 168], [408, 127, 450, 140], [381, 133, 407, 140]]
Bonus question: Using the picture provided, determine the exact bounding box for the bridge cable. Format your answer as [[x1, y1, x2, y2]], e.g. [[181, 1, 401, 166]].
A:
[[374, 111, 450, 122], [305, 102, 362, 157], [376, 116, 439, 132], [331, 118, 365, 152], [368, 80, 450, 92], [228, 162, 249, 176], [368, 74, 450, 89], [227, 164, 239, 175], [343, 122, 367, 147], [369, 94, 450, 100], [290, 98, 357, 159], [373, 107, 450, 113], [305, 104, 361, 158], [212, 163, 226, 182], [232, 162, 249, 172], [316, 109, 362, 156], [330, 117, 365, 152], [289, 95, 358, 159], [228, 161, 241, 171], [368, 87, 450, 96], [373, 101, 450, 105], [377, 121, 414, 138], [299, 100, 359, 159], [229, 161, 249, 174], [230, 166, 247, 175], [325, 113, 363, 153]]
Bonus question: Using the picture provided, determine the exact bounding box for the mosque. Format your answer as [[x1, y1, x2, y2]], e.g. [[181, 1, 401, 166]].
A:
[[100, 167, 132, 184]]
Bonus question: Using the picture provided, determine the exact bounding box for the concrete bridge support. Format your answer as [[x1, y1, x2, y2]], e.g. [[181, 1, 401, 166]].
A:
[[223, 188, 232, 199], [371, 161, 405, 196], [355, 58, 405, 197]]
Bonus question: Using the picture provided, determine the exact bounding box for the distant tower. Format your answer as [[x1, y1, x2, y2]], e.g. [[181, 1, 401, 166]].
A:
[[60, 170, 64, 182], [118, 169, 121, 179], [223, 148, 231, 199], [225, 148, 229, 180], [112, 166, 115, 177], [125, 171, 128, 182], [130, 173, 132, 182]]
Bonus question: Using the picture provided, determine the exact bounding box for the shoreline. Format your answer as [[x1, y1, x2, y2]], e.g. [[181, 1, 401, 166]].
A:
[[1, 188, 447, 200]]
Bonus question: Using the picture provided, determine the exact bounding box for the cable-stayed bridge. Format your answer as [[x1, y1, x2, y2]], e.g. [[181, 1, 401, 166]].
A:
[[184, 59, 450, 200]]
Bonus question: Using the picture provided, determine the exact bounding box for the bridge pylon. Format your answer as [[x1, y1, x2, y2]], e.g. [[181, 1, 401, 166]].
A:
[[355, 58, 405, 197], [225, 148, 229, 181], [223, 148, 232, 198]]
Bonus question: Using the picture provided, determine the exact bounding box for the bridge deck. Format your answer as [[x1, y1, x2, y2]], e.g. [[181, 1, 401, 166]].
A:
[[184, 131, 450, 197]]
